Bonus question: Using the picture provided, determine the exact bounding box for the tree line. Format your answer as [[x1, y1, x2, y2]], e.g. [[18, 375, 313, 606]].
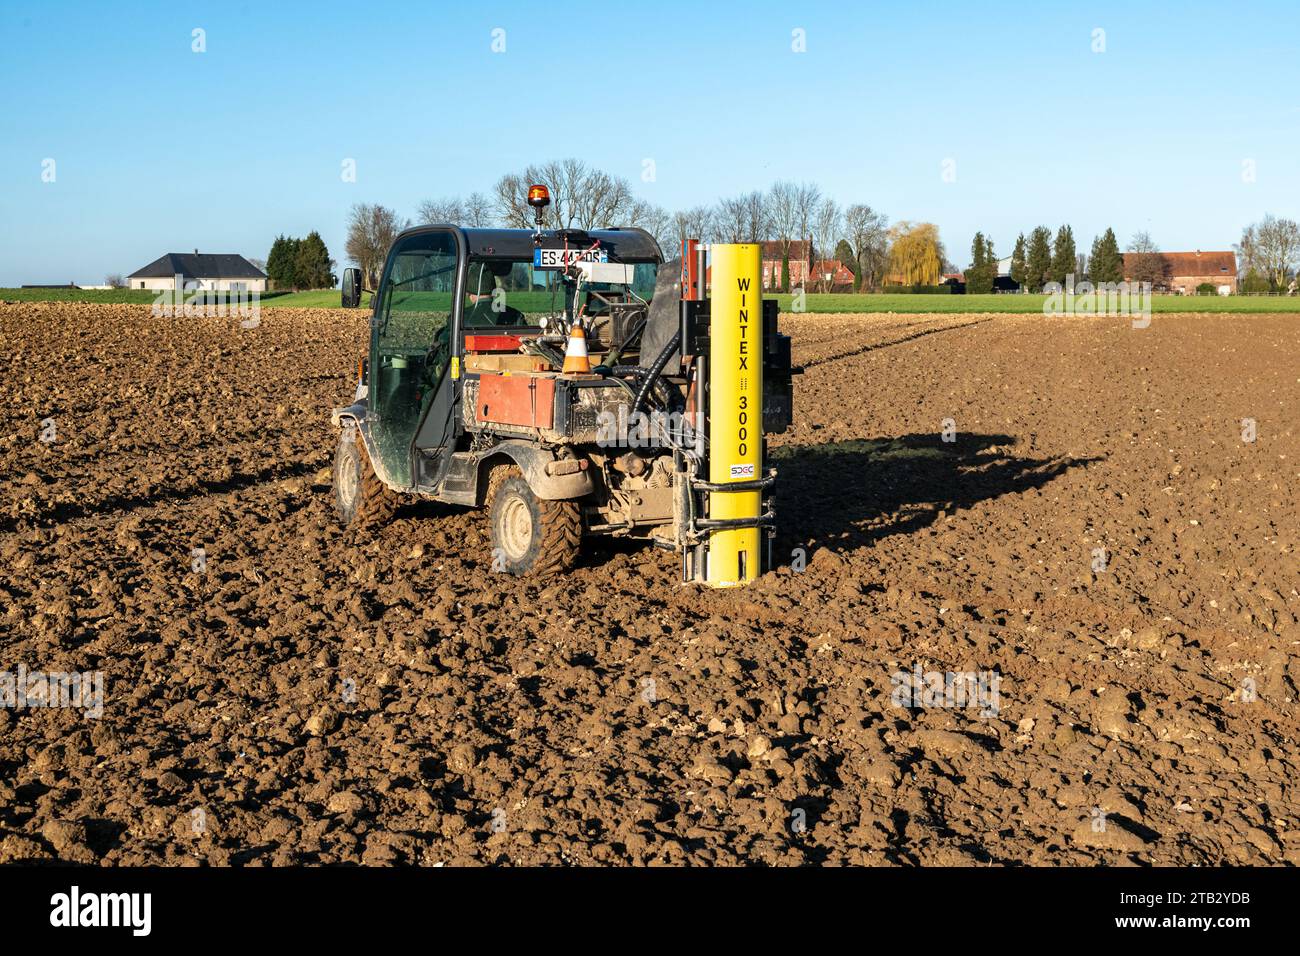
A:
[[341, 157, 1300, 296], [344, 160, 901, 293], [988, 216, 1300, 294], [983, 226, 1152, 292]]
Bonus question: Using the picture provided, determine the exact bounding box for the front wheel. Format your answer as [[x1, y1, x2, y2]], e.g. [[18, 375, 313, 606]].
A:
[[334, 427, 398, 530], [487, 467, 581, 576]]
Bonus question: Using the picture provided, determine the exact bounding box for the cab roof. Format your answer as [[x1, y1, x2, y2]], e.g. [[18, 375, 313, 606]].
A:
[[398, 225, 664, 263]]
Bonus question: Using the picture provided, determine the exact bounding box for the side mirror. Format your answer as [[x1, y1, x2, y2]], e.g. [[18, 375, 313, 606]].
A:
[[342, 267, 362, 308]]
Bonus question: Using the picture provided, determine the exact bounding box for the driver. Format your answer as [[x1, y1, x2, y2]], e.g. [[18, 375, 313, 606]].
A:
[[463, 261, 525, 327]]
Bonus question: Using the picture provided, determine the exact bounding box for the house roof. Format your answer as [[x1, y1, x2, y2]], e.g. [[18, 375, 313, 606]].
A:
[[128, 253, 267, 280], [759, 240, 812, 260], [810, 259, 854, 277], [1122, 250, 1236, 276]]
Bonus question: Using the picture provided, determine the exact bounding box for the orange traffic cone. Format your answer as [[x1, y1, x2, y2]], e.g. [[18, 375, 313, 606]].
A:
[[562, 324, 591, 374]]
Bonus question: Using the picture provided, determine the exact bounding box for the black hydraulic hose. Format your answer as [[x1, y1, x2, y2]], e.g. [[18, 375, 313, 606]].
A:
[[631, 330, 680, 417], [602, 364, 674, 414]]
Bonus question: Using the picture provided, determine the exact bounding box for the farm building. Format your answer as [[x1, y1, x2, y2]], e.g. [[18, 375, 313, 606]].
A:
[[759, 240, 813, 289], [127, 252, 267, 293], [808, 259, 856, 290], [1122, 250, 1237, 295]]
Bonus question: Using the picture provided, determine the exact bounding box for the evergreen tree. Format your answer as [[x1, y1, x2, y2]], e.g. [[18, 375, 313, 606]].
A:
[[1010, 233, 1027, 289], [295, 231, 335, 289], [967, 231, 996, 294], [781, 253, 790, 293], [1089, 227, 1123, 284], [1088, 234, 1104, 282], [266, 235, 298, 291], [1104, 227, 1124, 282], [1026, 226, 1052, 293], [1050, 225, 1077, 287]]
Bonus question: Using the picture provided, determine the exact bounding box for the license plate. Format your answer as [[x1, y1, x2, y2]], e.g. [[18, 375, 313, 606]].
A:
[[533, 247, 609, 269]]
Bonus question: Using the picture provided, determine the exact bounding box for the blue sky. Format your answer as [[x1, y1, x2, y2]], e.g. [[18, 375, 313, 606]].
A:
[[1, 0, 1297, 285]]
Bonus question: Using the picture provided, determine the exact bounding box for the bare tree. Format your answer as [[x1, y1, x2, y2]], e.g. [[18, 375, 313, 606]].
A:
[[417, 196, 463, 224], [536, 159, 594, 228], [741, 190, 770, 244], [346, 203, 406, 289], [493, 173, 534, 228], [1238, 215, 1300, 288], [812, 198, 843, 292], [673, 206, 715, 252], [493, 159, 642, 232], [767, 181, 798, 259], [793, 182, 822, 250], [713, 196, 747, 243], [463, 192, 494, 227], [559, 164, 636, 230], [713, 192, 768, 243], [104, 273, 125, 289], [843, 203, 889, 290], [416, 193, 495, 227], [1126, 231, 1168, 290], [629, 200, 674, 256], [717, 196, 748, 243], [1237, 224, 1261, 277]]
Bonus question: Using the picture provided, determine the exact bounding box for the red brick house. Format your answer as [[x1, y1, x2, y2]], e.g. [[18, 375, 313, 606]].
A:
[[808, 259, 856, 290], [760, 240, 813, 289], [1122, 250, 1237, 294]]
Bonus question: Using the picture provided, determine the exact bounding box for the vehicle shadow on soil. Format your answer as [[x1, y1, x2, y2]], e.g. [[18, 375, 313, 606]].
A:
[[0, 459, 322, 532], [772, 433, 1099, 556]]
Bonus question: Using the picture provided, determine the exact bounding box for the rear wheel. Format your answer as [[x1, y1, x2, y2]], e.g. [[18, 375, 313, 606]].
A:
[[486, 466, 580, 576], [334, 427, 398, 530]]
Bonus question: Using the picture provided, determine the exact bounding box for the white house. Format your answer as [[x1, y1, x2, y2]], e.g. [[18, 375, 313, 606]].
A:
[[127, 252, 267, 293]]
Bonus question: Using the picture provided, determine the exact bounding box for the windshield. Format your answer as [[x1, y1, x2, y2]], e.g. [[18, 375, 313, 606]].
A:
[[462, 258, 658, 329]]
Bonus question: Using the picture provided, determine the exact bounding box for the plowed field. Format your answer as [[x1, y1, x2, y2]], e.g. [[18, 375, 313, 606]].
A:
[[2, 302, 1297, 866]]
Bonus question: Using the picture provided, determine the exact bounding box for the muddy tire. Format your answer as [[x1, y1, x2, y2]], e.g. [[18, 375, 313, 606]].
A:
[[487, 466, 581, 576], [334, 428, 398, 530]]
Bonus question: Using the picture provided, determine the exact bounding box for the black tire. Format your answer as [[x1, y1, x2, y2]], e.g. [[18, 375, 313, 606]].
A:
[[486, 466, 581, 576], [333, 428, 398, 530]]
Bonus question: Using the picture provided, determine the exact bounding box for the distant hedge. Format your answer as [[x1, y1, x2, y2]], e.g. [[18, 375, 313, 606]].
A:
[[882, 284, 955, 294]]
